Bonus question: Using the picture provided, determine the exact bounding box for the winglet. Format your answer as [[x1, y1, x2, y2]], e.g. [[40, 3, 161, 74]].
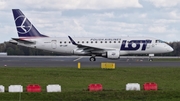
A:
[[68, 36, 77, 45]]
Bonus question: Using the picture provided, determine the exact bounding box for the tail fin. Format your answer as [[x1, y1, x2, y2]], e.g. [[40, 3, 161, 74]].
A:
[[12, 9, 48, 37]]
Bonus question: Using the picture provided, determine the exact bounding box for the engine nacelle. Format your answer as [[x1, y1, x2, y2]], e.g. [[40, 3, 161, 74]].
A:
[[106, 51, 120, 59]]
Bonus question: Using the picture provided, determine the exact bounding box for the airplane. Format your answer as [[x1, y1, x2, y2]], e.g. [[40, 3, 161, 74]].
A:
[[9, 9, 174, 61]]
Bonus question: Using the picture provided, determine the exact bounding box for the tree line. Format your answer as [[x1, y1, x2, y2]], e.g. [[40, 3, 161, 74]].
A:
[[0, 42, 59, 56], [0, 41, 179, 56]]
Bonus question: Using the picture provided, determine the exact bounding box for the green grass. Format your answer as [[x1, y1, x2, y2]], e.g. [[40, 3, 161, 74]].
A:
[[154, 58, 180, 61], [0, 67, 180, 101]]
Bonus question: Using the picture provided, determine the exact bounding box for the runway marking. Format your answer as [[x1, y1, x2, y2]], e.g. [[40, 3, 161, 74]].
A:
[[73, 57, 83, 62]]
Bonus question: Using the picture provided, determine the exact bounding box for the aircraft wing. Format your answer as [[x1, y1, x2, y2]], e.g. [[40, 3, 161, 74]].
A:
[[12, 38, 35, 44], [68, 36, 113, 52]]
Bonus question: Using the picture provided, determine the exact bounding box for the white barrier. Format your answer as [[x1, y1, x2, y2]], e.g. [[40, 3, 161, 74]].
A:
[[46, 84, 61, 92], [126, 83, 140, 91], [9, 85, 23, 92], [0, 85, 5, 92]]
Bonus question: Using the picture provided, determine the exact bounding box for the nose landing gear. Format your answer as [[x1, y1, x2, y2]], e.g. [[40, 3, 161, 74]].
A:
[[89, 57, 96, 61]]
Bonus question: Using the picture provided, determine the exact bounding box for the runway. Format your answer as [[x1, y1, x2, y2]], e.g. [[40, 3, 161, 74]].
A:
[[0, 56, 179, 67]]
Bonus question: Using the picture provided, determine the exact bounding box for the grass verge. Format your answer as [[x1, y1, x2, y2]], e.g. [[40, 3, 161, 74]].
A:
[[0, 67, 180, 101], [153, 58, 180, 61]]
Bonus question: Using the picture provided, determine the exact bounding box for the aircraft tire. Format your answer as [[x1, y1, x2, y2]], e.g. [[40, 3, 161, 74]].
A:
[[90, 57, 96, 61]]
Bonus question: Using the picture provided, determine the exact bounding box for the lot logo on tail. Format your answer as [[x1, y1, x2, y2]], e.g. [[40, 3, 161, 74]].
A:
[[15, 16, 32, 34]]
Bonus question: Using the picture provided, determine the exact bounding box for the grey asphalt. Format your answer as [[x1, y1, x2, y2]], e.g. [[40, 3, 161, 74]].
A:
[[0, 56, 179, 67]]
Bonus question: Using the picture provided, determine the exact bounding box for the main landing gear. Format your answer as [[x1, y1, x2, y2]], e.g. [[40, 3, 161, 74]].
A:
[[89, 57, 96, 61]]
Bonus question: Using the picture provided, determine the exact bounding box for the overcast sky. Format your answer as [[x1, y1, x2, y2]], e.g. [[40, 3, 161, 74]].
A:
[[0, 0, 180, 43]]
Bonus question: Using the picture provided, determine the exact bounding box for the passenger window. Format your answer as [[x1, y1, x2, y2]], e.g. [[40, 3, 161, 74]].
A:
[[114, 41, 116, 43], [109, 41, 111, 43], [91, 41, 93, 43], [86, 41, 88, 43], [95, 41, 97, 43], [64, 41, 66, 43], [82, 41, 84, 43], [77, 41, 80, 43], [101, 41, 103, 43], [60, 41, 62, 44], [105, 41, 107, 43]]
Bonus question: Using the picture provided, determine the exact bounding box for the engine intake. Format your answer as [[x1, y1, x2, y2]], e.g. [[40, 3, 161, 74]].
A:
[[106, 51, 120, 59]]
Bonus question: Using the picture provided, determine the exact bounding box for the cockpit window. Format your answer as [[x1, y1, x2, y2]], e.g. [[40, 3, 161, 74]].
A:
[[155, 40, 167, 43]]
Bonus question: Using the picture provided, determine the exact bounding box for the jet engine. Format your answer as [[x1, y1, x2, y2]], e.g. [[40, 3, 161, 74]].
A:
[[104, 50, 120, 59]]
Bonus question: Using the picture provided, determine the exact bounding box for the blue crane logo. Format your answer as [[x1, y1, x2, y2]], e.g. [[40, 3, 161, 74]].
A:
[[15, 16, 32, 34]]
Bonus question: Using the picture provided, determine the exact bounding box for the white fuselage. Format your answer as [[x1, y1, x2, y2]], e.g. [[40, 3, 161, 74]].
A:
[[14, 36, 173, 57]]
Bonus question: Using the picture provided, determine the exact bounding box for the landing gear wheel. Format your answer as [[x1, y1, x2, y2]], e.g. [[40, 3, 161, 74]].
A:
[[149, 58, 153, 61], [90, 57, 96, 61]]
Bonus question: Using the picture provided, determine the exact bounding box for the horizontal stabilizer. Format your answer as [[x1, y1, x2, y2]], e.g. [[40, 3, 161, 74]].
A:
[[12, 38, 35, 44]]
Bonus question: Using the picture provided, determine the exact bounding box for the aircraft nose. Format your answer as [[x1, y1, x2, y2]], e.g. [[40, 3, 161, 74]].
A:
[[167, 46, 174, 52]]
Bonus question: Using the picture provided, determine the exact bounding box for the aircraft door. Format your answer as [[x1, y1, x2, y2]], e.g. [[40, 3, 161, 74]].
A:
[[51, 40, 57, 49], [146, 39, 151, 49], [146, 43, 150, 49]]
